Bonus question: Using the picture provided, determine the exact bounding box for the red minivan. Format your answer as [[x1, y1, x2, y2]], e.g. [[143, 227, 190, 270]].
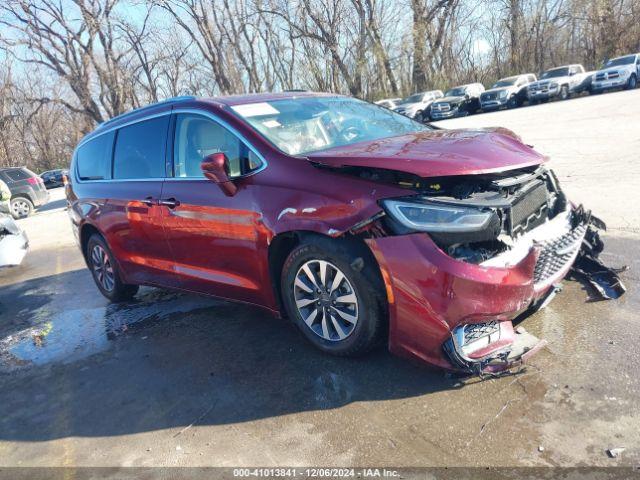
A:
[[66, 92, 614, 374]]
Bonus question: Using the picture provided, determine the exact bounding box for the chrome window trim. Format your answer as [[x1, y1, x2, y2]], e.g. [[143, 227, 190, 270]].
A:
[[72, 107, 267, 184]]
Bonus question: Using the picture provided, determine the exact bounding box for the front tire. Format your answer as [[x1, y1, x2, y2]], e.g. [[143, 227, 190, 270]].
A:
[[86, 234, 139, 302], [626, 74, 637, 90], [559, 85, 570, 100], [507, 95, 519, 108], [281, 237, 386, 357]]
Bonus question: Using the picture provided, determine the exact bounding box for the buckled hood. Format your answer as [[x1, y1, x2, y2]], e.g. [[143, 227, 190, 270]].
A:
[[305, 128, 546, 178]]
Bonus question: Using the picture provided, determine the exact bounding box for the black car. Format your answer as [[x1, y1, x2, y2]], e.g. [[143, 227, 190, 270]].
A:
[[40, 168, 69, 189], [0, 167, 49, 219], [429, 83, 485, 120]]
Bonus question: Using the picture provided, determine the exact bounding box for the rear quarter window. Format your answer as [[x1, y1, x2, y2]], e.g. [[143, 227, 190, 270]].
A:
[[113, 116, 169, 179], [77, 131, 115, 180]]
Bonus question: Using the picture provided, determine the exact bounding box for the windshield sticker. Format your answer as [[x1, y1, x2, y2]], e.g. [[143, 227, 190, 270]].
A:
[[262, 119, 281, 128], [232, 103, 279, 117]]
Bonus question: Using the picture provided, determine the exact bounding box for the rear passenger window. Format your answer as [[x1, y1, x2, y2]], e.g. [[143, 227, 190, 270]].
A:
[[4, 169, 30, 181], [113, 116, 169, 179], [77, 131, 115, 180]]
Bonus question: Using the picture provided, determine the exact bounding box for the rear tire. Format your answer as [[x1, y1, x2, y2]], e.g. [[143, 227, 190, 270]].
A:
[[280, 236, 386, 357], [86, 234, 139, 302], [10, 197, 33, 219]]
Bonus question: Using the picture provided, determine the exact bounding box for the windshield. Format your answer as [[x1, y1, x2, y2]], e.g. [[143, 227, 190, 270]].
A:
[[445, 87, 466, 97], [231, 97, 430, 155], [604, 55, 635, 68], [541, 68, 569, 79], [492, 78, 517, 88]]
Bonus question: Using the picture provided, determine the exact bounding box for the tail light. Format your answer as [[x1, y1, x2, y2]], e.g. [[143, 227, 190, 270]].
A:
[[62, 174, 68, 185], [27, 177, 39, 185]]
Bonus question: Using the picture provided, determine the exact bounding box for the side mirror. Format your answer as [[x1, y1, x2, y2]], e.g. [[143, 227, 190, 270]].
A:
[[201, 152, 237, 197]]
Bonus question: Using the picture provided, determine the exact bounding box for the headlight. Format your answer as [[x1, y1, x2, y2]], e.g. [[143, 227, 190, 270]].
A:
[[499, 90, 508, 98], [550, 82, 558, 88], [381, 199, 495, 232]]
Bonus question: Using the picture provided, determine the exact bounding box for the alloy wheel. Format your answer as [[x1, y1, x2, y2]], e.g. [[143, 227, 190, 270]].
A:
[[293, 259, 359, 342], [91, 244, 115, 292], [11, 199, 30, 218]]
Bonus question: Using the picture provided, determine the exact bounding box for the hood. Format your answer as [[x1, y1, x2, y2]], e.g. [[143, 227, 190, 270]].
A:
[[597, 65, 632, 75], [434, 95, 465, 105], [394, 102, 422, 112], [482, 86, 512, 95], [531, 77, 568, 86], [305, 128, 546, 178]]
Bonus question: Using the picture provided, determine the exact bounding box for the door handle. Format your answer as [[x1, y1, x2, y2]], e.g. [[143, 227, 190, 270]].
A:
[[137, 196, 156, 207], [158, 198, 180, 208]]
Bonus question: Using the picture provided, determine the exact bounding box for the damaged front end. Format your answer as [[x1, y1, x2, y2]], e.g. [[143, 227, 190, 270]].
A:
[[0, 214, 29, 268], [354, 164, 626, 375]]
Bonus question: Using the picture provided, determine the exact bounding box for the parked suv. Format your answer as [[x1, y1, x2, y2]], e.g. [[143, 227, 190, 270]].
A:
[[67, 93, 621, 374], [0, 167, 49, 219], [393, 90, 443, 120], [591, 54, 640, 93], [527, 64, 588, 102], [430, 83, 485, 120], [480, 74, 536, 111]]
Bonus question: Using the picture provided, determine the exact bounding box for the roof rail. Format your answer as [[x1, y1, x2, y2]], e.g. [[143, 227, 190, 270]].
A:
[[97, 96, 196, 129]]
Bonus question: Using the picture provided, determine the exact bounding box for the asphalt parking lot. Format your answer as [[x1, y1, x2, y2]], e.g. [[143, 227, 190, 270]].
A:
[[0, 89, 638, 468]]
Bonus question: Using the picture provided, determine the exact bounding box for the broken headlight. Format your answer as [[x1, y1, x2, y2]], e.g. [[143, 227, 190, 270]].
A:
[[382, 199, 495, 233]]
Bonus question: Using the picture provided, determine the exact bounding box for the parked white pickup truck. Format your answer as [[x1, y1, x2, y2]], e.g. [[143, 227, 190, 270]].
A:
[[591, 53, 640, 92], [527, 64, 588, 103]]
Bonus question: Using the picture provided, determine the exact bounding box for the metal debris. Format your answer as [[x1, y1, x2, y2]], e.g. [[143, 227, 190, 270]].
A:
[[569, 209, 627, 300], [606, 447, 625, 458]]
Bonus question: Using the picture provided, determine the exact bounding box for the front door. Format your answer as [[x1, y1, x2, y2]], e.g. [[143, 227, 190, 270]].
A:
[[104, 115, 176, 286], [160, 112, 271, 306]]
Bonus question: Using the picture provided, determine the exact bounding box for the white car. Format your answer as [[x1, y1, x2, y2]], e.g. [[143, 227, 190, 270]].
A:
[[374, 98, 402, 109], [591, 54, 640, 92], [393, 90, 443, 120], [527, 64, 588, 102]]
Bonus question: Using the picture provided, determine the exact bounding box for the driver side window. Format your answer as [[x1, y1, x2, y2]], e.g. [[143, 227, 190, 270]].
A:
[[173, 113, 262, 178]]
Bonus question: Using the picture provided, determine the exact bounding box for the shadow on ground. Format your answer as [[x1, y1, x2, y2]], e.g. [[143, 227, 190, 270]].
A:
[[35, 197, 66, 214], [0, 269, 458, 442]]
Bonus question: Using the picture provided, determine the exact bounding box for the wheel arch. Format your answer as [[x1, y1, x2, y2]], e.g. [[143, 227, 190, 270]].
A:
[[79, 222, 102, 262], [267, 230, 387, 317]]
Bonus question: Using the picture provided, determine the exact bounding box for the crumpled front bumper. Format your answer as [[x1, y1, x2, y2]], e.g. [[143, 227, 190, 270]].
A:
[[366, 206, 621, 374]]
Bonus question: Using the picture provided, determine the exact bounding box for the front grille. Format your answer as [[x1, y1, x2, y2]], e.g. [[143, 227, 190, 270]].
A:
[[432, 103, 450, 112], [510, 182, 549, 234], [596, 72, 619, 81], [464, 320, 499, 344], [533, 223, 587, 286]]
